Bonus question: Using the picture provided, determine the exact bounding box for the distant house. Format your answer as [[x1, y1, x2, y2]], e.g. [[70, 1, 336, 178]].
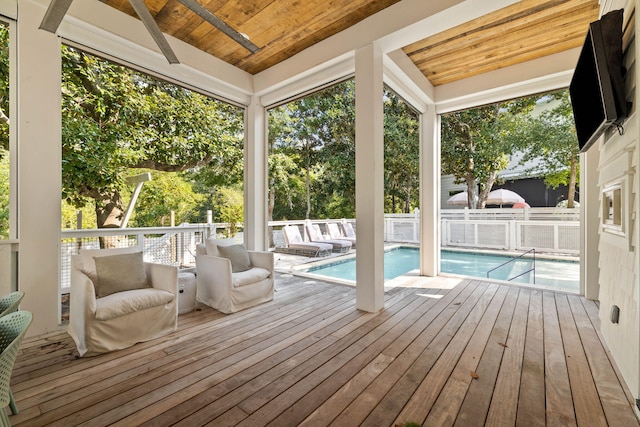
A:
[[441, 152, 578, 208], [442, 96, 578, 209]]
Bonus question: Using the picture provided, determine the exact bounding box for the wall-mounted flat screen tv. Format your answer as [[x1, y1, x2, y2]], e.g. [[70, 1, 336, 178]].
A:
[[569, 9, 628, 153]]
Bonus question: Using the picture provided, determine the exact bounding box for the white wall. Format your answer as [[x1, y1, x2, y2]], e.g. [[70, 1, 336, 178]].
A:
[[596, 0, 640, 409], [440, 175, 467, 208]]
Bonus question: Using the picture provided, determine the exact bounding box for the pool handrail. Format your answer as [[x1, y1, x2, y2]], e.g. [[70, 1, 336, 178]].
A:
[[486, 248, 536, 283]]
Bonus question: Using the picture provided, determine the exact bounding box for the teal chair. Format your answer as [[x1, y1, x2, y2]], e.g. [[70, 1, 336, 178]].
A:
[[0, 311, 32, 425], [0, 293, 24, 319]]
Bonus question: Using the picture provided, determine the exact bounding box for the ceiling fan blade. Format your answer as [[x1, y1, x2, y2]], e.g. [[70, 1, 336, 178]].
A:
[[128, 0, 180, 64], [39, 0, 75, 33], [178, 0, 260, 53]]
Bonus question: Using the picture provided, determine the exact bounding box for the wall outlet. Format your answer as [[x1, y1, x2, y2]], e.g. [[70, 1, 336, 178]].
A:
[[610, 305, 620, 323]]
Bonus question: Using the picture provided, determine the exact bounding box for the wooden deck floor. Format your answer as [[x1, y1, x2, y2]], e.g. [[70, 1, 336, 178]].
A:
[[8, 274, 640, 426]]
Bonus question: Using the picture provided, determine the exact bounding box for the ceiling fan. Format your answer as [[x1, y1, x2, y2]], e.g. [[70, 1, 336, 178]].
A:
[[39, 0, 260, 64]]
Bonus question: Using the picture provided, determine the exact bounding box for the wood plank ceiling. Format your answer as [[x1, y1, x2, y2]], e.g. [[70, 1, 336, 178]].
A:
[[100, 0, 600, 86], [404, 0, 600, 86]]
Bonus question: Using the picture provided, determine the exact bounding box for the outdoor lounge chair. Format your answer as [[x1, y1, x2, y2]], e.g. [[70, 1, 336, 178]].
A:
[[341, 221, 357, 241], [305, 223, 352, 253], [326, 222, 356, 248], [279, 225, 332, 257]]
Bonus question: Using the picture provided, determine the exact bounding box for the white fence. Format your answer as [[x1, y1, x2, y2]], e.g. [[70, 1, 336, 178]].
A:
[[386, 208, 580, 254], [440, 207, 580, 221], [442, 219, 580, 253], [59, 208, 580, 291]]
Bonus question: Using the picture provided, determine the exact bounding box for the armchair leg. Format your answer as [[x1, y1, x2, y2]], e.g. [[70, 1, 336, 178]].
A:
[[8, 388, 17, 415]]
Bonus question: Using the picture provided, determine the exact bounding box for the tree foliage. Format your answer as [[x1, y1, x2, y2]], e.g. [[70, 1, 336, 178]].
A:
[[0, 24, 8, 148], [505, 90, 580, 207], [213, 186, 244, 236], [3, 31, 582, 242], [268, 80, 356, 220], [0, 24, 9, 238], [128, 171, 205, 227], [61, 46, 244, 229], [267, 80, 419, 221], [0, 154, 8, 238], [441, 97, 538, 208], [384, 92, 420, 213]]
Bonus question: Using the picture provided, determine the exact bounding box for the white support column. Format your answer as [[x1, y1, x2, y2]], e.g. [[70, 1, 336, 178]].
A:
[[581, 147, 600, 300], [420, 108, 440, 276], [244, 95, 268, 251], [17, 0, 63, 335], [355, 44, 384, 312]]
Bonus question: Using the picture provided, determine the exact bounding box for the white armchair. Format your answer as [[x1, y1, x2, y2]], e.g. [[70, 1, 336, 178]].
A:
[[195, 238, 274, 314], [68, 247, 178, 357]]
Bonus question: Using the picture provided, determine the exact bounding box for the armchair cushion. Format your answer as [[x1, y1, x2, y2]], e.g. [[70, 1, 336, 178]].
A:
[[217, 244, 252, 273], [95, 288, 175, 321], [231, 267, 271, 287], [93, 252, 149, 298], [204, 237, 236, 257]]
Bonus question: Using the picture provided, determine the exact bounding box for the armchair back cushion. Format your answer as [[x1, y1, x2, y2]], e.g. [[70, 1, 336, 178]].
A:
[[93, 252, 149, 297], [217, 244, 252, 273], [75, 246, 145, 284], [204, 237, 236, 256]]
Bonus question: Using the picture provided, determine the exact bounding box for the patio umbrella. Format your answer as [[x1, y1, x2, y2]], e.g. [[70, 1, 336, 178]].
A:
[[446, 192, 469, 206], [485, 189, 525, 207], [512, 202, 530, 208]]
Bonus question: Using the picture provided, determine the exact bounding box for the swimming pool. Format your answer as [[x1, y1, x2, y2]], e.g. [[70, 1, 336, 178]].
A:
[[303, 247, 579, 292]]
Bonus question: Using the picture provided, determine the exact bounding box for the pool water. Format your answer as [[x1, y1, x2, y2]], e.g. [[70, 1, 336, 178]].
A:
[[304, 247, 579, 292]]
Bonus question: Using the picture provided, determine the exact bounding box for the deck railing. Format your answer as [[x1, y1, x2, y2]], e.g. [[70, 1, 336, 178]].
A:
[[59, 208, 580, 292], [60, 223, 233, 292]]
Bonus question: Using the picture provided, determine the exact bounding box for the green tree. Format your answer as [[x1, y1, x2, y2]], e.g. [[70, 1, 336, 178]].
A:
[[441, 98, 537, 208], [61, 201, 96, 230], [0, 153, 9, 238], [128, 171, 205, 227], [316, 80, 356, 218], [0, 24, 8, 146], [61, 46, 244, 233], [507, 90, 580, 207], [0, 24, 9, 238], [268, 80, 421, 220], [384, 89, 420, 213], [213, 186, 244, 237], [268, 80, 356, 220]]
